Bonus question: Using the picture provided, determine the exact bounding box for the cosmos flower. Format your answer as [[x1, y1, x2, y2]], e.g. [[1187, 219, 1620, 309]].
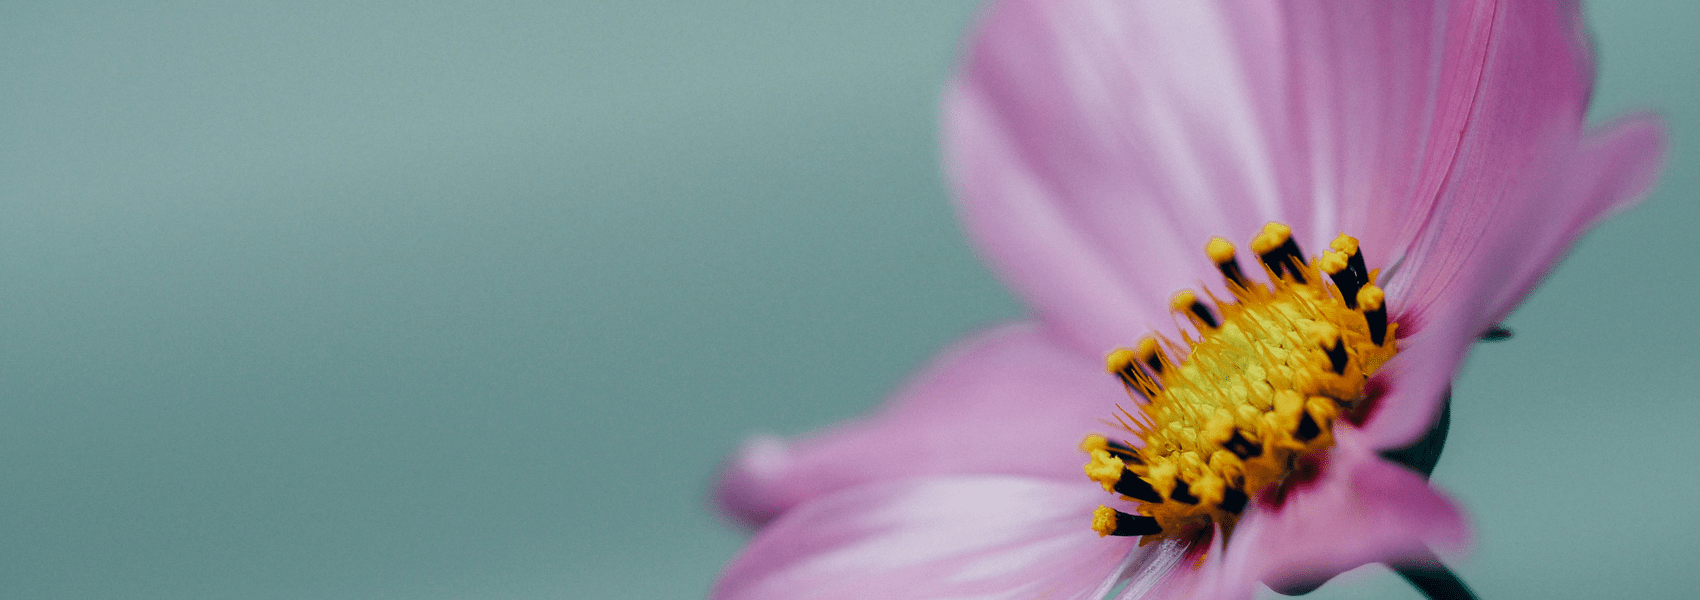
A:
[[711, 1, 1665, 599]]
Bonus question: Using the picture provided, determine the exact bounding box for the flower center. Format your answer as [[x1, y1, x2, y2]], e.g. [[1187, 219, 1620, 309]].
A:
[[1083, 223, 1398, 540]]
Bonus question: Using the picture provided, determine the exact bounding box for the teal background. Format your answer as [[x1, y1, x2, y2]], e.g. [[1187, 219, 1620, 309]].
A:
[[0, 2, 1691, 599]]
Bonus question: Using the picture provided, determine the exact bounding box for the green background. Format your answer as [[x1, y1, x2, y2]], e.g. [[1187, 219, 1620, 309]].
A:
[[0, 2, 1692, 598]]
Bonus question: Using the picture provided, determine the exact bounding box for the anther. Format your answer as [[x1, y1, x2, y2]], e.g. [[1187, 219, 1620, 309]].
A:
[[1252, 232, 1286, 279], [1104, 349, 1148, 397], [1168, 478, 1200, 504], [1328, 233, 1368, 285], [1253, 223, 1308, 284], [1085, 450, 1125, 489], [1327, 233, 1359, 256], [1358, 285, 1388, 345], [1295, 411, 1322, 442], [1114, 472, 1164, 503], [1275, 233, 1307, 268], [1323, 336, 1348, 375], [1295, 397, 1338, 444], [1320, 251, 1362, 308], [1222, 430, 1262, 459], [1171, 290, 1219, 329], [1080, 434, 1140, 461], [1278, 246, 1308, 283], [1093, 506, 1162, 537], [1220, 486, 1249, 514], [1085, 447, 1162, 503], [1136, 337, 1166, 378], [1206, 237, 1248, 287]]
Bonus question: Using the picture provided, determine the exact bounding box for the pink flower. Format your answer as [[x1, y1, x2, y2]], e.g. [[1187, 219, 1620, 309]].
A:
[[710, 1, 1665, 599]]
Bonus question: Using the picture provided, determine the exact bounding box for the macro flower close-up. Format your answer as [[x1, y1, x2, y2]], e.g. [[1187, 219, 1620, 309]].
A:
[[3, 2, 1692, 599], [711, 1, 1666, 599]]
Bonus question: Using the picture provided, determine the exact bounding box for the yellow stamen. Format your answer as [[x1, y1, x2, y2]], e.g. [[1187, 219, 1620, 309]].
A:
[[1082, 223, 1398, 541], [1104, 350, 1138, 375], [1080, 433, 1112, 453], [1329, 233, 1359, 256], [1170, 290, 1199, 313], [1084, 449, 1126, 493], [1317, 250, 1349, 276], [1207, 237, 1250, 287], [1358, 285, 1385, 311], [1091, 505, 1121, 537], [1134, 336, 1168, 378], [1205, 237, 1237, 264], [1171, 289, 1221, 330], [1249, 232, 1278, 256]]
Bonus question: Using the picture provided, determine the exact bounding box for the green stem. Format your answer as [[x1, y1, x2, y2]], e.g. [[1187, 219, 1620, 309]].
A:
[[1393, 555, 1478, 600]]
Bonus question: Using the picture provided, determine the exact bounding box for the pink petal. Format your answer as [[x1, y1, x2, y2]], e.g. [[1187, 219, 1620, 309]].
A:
[[1121, 534, 1238, 600], [1469, 115, 1667, 327], [944, 0, 1582, 354], [1220, 427, 1470, 594], [711, 475, 1138, 600], [1377, 0, 1644, 329], [1362, 115, 1665, 448], [944, 0, 1291, 354], [713, 322, 1131, 528], [1275, 1, 1499, 265]]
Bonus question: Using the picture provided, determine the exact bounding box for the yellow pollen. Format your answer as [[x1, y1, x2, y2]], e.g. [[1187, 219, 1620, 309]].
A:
[[1084, 449, 1126, 492], [1104, 349, 1138, 374], [1329, 233, 1360, 256], [1136, 336, 1162, 357], [1080, 433, 1112, 453], [1358, 285, 1385, 311], [1317, 250, 1349, 276], [1249, 233, 1277, 255], [1170, 290, 1199, 313], [1134, 337, 1167, 373], [1250, 223, 1292, 255], [1091, 505, 1120, 537], [1083, 223, 1398, 541], [1205, 237, 1237, 264]]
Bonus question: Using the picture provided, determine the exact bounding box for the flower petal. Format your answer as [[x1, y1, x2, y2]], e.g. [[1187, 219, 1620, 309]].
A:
[[1116, 533, 1239, 600], [712, 323, 1129, 528], [1221, 427, 1470, 594], [1276, 1, 1499, 264], [1362, 115, 1665, 448], [944, 0, 1542, 354], [1470, 115, 1667, 327], [1375, 1, 1659, 330], [1355, 307, 1472, 449], [945, 0, 1662, 450], [945, 0, 1281, 353], [711, 475, 1137, 600]]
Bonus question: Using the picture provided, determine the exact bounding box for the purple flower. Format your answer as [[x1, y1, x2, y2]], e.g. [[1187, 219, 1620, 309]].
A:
[[710, 1, 1665, 598]]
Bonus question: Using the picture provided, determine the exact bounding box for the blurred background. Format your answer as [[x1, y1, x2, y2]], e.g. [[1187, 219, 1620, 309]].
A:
[[0, 2, 1692, 599]]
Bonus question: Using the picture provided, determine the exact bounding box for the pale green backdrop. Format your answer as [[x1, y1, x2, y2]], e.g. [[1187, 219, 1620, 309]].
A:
[[0, 2, 1692, 599]]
